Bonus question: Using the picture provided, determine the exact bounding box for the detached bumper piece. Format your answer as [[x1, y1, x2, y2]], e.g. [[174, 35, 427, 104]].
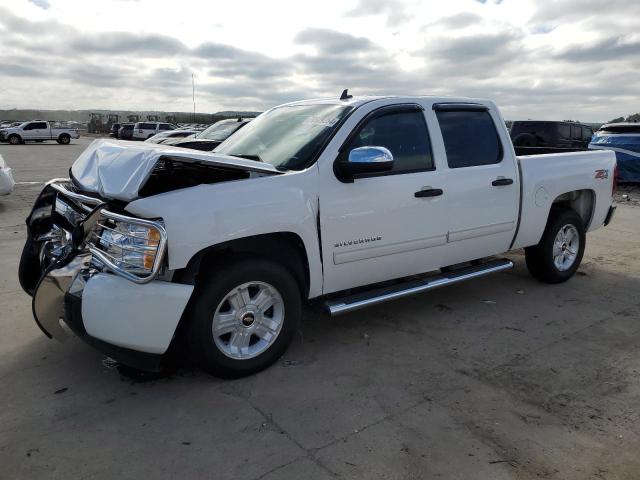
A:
[[604, 205, 616, 227]]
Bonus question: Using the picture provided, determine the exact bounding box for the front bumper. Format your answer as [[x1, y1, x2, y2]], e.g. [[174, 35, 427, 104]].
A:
[[20, 180, 193, 371], [63, 272, 192, 371]]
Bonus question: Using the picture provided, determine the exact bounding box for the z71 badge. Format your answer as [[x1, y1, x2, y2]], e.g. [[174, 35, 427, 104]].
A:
[[594, 169, 609, 179]]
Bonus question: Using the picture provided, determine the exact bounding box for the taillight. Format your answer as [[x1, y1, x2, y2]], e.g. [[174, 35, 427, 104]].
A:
[[612, 162, 618, 197]]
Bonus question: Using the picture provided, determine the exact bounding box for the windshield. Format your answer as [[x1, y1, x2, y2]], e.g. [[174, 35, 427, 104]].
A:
[[198, 120, 245, 141], [216, 104, 353, 170]]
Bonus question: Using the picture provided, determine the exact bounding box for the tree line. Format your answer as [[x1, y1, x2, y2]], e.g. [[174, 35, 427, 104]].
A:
[[609, 113, 640, 123]]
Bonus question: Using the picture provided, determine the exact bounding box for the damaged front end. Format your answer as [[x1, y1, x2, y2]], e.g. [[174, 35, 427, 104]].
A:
[[19, 179, 167, 343]]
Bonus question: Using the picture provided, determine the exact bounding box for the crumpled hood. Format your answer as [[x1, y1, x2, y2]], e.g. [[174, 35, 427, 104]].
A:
[[71, 139, 280, 202]]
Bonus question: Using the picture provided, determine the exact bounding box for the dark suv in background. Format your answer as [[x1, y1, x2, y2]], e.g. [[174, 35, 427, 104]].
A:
[[510, 121, 594, 155], [117, 123, 135, 140], [109, 123, 121, 138]]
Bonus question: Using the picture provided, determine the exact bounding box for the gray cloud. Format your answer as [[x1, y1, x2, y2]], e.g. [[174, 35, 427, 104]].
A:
[[294, 28, 380, 55], [72, 33, 187, 57], [0, 62, 45, 78], [344, 0, 415, 27], [555, 36, 640, 62], [436, 12, 483, 29]]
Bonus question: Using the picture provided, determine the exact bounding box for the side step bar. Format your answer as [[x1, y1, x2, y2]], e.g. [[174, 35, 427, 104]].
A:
[[324, 258, 514, 316]]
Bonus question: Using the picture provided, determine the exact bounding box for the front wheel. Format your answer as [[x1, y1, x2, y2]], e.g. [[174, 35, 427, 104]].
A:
[[8, 134, 21, 145], [525, 208, 586, 283], [187, 258, 301, 377]]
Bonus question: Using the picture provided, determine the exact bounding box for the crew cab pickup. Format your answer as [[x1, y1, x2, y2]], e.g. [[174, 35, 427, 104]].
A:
[[18, 95, 617, 377], [0, 120, 80, 145]]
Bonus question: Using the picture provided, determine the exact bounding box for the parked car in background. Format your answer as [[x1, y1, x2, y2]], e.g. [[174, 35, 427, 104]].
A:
[[118, 123, 135, 140], [0, 120, 80, 145], [590, 123, 640, 183], [0, 154, 15, 195], [132, 122, 176, 140], [171, 118, 251, 151], [109, 123, 121, 138], [145, 129, 200, 144], [510, 121, 593, 155], [19, 95, 617, 377]]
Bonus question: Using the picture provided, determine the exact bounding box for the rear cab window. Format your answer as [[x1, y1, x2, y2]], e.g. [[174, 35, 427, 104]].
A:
[[435, 107, 502, 168]]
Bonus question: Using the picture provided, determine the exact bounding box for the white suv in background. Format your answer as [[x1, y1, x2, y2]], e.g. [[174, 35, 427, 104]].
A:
[[132, 122, 176, 140]]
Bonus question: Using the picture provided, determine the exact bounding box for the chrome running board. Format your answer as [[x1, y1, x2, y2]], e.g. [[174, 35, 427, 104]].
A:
[[324, 258, 513, 316]]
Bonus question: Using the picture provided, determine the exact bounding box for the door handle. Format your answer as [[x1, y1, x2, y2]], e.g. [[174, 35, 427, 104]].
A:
[[492, 178, 514, 186], [415, 188, 443, 198]]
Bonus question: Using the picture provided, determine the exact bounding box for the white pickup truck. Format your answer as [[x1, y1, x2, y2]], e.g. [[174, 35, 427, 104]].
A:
[[19, 95, 617, 377], [0, 120, 80, 145]]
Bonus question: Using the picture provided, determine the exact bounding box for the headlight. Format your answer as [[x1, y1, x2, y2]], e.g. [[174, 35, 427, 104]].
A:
[[90, 211, 166, 283]]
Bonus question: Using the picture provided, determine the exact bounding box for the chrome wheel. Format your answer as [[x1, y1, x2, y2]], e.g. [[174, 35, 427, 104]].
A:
[[212, 281, 284, 360], [553, 224, 579, 271]]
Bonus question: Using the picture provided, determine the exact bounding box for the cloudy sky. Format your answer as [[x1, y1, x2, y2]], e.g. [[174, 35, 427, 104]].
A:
[[0, 0, 639, 121]]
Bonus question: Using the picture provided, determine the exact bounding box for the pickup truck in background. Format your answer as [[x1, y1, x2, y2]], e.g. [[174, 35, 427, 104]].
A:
[[0, 120, 80, 145], [18, 95, 617, 378]]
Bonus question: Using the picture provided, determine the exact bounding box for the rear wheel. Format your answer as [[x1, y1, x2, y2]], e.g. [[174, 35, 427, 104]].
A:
[[187, 258, 301, 377], [58, 134, 71, 145], [525, 208, 585, 283]]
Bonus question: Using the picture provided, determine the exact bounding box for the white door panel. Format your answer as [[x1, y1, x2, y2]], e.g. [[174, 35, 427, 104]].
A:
[[320, 171, 448, 293], [432, 106, 520, 265], [318, 101, 449, 294]]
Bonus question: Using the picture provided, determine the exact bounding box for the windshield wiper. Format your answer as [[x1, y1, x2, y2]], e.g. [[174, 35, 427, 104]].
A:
[[231, 154, 263, 162]]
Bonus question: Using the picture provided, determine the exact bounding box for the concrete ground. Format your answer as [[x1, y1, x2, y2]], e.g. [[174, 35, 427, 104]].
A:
[[1, 138, 639, 479]]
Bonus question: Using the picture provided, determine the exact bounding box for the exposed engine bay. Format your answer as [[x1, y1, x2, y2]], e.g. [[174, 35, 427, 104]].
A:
[[138, 157, 250, 197]]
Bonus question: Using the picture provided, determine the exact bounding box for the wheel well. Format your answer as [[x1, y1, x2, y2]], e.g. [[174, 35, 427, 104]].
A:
[[175, 232, 310, 297], [551, 189, 595, 228]]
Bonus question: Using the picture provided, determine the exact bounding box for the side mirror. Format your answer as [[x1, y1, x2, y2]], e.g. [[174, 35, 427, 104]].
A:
[[338, 146, 394, 181]]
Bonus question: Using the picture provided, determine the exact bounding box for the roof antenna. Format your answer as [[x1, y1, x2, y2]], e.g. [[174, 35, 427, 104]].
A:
[[340, 89, 352, 100]]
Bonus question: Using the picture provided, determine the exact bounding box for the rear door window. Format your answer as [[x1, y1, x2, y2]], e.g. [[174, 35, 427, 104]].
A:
[[436, 110, 502, 168], [582, 127, 593, 141]]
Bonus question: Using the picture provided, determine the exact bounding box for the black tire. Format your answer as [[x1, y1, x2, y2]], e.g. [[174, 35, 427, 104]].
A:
[[58, 134, 71, 145], [8, 134, 21, 145], [187, 257, 302, 378], [513, 133, 537, 147], [525, 208, 585, 284]]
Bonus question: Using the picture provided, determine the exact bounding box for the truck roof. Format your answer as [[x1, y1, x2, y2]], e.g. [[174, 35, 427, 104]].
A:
[[282, 95, 494, 109]]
